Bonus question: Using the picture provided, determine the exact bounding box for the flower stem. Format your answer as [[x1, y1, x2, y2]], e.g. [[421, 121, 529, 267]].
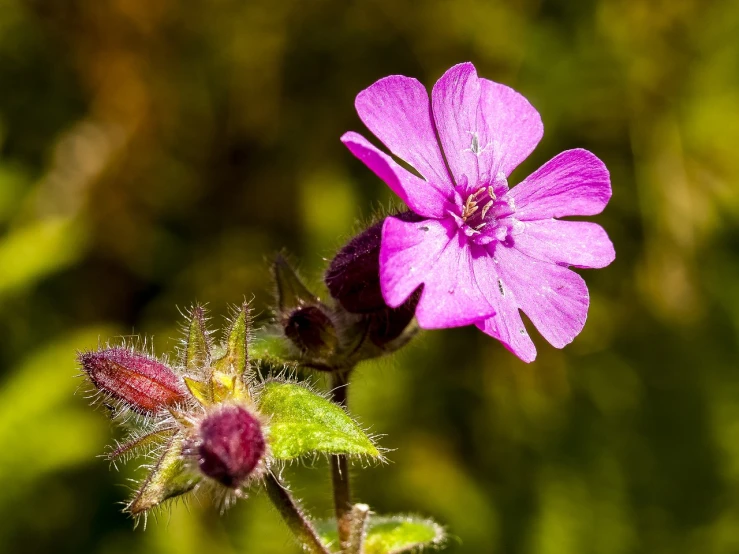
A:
[[345, 503, 370, 554], [264, 471, 331, 554], [330, 370, 352, 549]]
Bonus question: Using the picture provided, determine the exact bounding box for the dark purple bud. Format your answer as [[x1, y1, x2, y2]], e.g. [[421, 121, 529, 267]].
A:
[[197, 406, 265, 488], [284, 306, 338, 357], [369, 288, 422, 347], [325, 211, 422, 314], [79, 348, 187, 414]]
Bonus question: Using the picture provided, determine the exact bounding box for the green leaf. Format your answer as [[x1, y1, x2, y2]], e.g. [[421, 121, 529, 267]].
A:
[[318, 515, 445, 554], [127, 435, 200, 514], [186, 306, 210, 371], [257, 381, 379, 460], [249, 333, 292, 362], [364, 517, 445, 554]]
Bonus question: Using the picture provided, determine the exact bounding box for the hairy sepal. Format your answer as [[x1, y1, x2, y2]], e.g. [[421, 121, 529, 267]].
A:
[[105, 426, 177, 465], [127, 434, 201, 515], [211, 303, 252, 401], [185, 305, 211, 372]]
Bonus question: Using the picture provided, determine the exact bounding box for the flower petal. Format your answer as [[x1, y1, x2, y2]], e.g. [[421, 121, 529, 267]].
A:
[[468, 250, 537, 362], [341, 132, 451, 219], [476, 78, 544, 179], [494, 244, 590, 349], [476, 309, 537, 363], [380, 216, 496, 328], [431, 62, 482, 190], [509, 149, 611, 221], [514, 219, 615, 269], [356, 75, 453, 189], [380, 216, 451, 308], [431, 64, 544, 191]]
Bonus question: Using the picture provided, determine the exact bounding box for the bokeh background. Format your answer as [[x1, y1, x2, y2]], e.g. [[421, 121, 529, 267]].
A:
[[1, 0, 739, 552]]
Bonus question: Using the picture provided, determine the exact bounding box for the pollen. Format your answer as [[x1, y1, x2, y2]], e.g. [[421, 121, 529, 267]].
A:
[[461, 188, 487, 221]]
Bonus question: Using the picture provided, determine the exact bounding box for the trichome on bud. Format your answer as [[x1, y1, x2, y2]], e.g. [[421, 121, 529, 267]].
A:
[[79, 347, 187, 415], [196, 405, 266, 488]]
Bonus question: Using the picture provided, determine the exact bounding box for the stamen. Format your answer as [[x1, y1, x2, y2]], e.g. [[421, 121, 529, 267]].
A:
[[480, 200, 494, 220], [463, 188, 497, 222], [462, 190, 486, 221], [474, 223, 487, 231]]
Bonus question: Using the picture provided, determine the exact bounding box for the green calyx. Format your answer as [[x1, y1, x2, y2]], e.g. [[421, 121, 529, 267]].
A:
[[127, 435, 200, 515], [183, 303, 252, 406]]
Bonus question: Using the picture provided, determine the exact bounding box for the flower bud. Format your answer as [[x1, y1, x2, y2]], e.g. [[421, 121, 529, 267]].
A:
[[326, 212, 423, 349], [368, 288, 421, 347], [79, 348, 187, 414], [197, 406, 265, 488], [325, 211, 422, 314], [273, 254, 339, 359], [284, 305, 338, 357]]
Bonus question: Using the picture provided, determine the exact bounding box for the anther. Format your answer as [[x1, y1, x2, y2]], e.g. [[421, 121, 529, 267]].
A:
[[462, 195, 482, 221], [480, 200, 494, 220]]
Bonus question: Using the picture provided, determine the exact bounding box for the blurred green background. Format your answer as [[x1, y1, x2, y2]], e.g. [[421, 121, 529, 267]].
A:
[[1, 0, 739, 552]]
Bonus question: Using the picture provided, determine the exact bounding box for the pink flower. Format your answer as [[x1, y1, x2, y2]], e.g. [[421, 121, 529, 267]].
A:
[[341, 62, 615, 362]]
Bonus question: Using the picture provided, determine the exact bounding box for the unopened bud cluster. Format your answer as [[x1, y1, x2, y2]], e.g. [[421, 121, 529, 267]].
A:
[[273, 212, 421, 371], [78, 305, 269, 514]]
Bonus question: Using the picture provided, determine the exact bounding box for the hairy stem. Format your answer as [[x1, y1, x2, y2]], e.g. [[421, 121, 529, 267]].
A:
[[264, 472, 330, 554], [346, 503, 370, 554], [330, 370, 352, 550]]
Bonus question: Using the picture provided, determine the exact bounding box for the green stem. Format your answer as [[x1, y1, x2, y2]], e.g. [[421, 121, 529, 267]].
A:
[[330, 370, 352, 550], [264, 471, 331, 554]]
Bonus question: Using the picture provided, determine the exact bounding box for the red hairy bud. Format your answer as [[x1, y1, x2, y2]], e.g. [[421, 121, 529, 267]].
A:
[[197, 406, 265, 488], [79, 348, 187, 414]]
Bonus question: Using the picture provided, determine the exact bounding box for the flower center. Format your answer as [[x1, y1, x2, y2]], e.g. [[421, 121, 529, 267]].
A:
[[461, 186, 497, 231], [453, 173, 519, 246]]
